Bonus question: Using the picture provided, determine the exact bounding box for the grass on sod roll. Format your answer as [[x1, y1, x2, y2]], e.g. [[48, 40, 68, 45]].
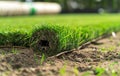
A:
[[0, 14, 120, 56]]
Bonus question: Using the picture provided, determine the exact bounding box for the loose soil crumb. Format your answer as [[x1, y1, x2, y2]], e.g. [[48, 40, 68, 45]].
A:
[[1, 32, 120, 76]]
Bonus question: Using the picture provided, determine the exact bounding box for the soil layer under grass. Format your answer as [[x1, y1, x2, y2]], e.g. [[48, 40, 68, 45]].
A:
[[0, 32, 120, 76]]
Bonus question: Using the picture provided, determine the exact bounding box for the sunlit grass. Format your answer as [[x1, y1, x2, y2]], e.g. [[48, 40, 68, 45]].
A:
[[0, 14, 120, 55]]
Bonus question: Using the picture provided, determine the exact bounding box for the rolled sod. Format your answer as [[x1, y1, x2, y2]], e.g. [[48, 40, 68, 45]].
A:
[[0, 14, 120, 56], [29, 23, 120, 56], [30, 26, 59, 55], [0, 1, 61, 16]]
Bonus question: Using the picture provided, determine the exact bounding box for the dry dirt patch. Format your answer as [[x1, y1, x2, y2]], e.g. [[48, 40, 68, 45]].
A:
[[0, 32, 120, 76]]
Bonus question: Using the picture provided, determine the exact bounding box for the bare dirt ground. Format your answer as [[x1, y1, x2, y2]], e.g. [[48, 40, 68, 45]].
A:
[[0, 32, 120, 76]]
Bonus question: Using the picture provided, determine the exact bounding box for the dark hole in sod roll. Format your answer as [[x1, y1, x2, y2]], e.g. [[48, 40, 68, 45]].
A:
[[30, 29, 59, 56], [39, 40, 49, 50]]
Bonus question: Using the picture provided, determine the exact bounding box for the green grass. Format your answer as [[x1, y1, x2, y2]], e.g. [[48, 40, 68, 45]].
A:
[[34, 53, 46, 65], [94, 61, 120, 76], [0, 14, 120, 55]]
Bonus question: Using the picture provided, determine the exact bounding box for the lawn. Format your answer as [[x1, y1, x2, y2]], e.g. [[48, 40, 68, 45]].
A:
[[0, 14, 120, 55]]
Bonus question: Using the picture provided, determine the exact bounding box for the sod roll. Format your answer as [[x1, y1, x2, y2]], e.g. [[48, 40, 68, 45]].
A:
[[0, 1, 61, 16], [33, 2, 61, 15], [0, 1, 23, 16], [0, 14, 120, 56], [30, 23, 120, 56], [30, 27, 59, 55]]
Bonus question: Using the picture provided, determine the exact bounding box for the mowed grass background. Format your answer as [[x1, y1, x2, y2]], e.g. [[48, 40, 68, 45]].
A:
[[0, 14, 120, 55]]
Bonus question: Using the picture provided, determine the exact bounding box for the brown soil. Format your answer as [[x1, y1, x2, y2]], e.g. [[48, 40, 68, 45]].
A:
[[0, 32, 120, 76]]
